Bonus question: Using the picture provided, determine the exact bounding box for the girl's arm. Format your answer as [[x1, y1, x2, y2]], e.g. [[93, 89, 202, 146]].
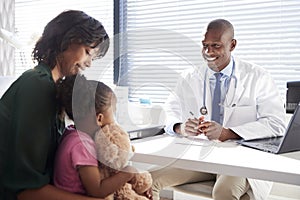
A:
[[78, 165, 136, 198], [18, 184, 103, 200]]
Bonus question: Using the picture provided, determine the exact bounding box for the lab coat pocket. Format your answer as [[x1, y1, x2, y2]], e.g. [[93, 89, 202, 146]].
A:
[[225, 105, 256, 127]]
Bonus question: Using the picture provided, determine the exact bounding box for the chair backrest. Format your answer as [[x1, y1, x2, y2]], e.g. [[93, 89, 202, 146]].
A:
[[286, 81, 300, 113]]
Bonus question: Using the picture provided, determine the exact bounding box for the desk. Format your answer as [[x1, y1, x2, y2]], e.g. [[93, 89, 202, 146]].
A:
[[130, 134, 300, 186]]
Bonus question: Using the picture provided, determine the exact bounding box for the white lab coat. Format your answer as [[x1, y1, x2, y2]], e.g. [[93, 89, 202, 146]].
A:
[[164, 58, 287, 200]]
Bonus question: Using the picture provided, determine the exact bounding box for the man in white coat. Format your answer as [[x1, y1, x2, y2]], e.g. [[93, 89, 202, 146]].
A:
[[150, 19, 286, 200]]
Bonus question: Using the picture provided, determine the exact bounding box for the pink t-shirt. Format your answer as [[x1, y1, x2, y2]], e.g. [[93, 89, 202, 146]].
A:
[[54, 125, 98, 194]]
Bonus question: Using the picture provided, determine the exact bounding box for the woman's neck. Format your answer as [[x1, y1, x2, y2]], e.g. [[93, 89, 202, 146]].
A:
[[51, 66, 63, 82]]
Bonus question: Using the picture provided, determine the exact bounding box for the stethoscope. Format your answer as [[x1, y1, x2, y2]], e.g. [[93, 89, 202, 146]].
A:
[[200, 60, 237, 116]]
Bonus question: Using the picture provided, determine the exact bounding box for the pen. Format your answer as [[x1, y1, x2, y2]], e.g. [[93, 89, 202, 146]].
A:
[[189, 111, 195, 117], [189, 111, 199, 130]]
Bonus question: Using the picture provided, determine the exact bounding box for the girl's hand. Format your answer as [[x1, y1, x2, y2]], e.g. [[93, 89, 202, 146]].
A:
[[143, 188, 153, 200]]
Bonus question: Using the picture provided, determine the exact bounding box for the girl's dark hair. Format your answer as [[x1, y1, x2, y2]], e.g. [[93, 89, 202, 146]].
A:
[[33, 10, 109, 69], [57, 74, 115, 121]]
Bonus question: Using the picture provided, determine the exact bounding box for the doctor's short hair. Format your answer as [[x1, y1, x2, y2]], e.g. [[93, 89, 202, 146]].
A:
[[56, 74, 115, 121], [32, 10, 110, 69], [207, 18, 235, 38]]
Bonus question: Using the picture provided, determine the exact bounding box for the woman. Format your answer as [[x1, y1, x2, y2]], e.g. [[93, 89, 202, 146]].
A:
[[0, 10, 109, 200]]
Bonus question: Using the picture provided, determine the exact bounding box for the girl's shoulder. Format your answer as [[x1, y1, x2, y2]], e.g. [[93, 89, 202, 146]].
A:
[[62, 126, 95, 146]]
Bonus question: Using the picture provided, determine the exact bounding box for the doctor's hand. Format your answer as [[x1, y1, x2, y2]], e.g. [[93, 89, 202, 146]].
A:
[[197, 121, 223, 140], [197, 121, 241, 141], [184, 116, 205, 136], [174, 118, 202, 136]]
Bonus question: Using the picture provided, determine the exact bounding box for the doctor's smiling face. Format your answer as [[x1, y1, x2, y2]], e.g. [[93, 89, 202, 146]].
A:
[[201, 19, 237, 72]]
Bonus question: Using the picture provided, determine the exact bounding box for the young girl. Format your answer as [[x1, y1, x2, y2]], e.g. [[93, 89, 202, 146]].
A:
[[54, 74, 151, 199]]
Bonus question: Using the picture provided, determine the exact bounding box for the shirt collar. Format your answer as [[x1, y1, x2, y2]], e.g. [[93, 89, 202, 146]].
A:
[[208, 57, 234, 79]]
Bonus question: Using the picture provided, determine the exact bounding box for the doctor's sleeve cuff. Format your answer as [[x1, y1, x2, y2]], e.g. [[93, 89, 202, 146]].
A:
[[164, 119, 182, 136]]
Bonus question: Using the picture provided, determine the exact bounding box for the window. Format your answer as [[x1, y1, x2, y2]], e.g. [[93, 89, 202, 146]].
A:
[[15, 0, 114, 86], [119, 0, 300, 104]]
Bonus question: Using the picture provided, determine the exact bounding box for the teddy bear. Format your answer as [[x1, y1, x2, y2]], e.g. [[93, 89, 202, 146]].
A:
[[94, 123, 152, 200]]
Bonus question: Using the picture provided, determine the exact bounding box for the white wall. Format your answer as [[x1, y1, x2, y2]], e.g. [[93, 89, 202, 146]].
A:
[[0, 76, 17, 97], [0, 0, 15, 75]]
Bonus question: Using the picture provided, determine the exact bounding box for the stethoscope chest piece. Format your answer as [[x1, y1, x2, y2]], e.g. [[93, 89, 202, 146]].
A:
[[200, 106, 208, 115]]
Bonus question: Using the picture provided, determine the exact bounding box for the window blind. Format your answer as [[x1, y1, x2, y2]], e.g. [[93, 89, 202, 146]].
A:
[[119, 0, 300, 104], [15, 0, 114, 86]]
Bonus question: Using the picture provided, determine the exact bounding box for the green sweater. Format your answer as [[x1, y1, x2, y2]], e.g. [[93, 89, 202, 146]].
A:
[[0, 63, 64, 196]]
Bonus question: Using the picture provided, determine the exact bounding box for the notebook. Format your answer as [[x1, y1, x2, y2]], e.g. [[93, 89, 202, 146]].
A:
[[126, 124, 165, 140], [239, 103, 300, 154]]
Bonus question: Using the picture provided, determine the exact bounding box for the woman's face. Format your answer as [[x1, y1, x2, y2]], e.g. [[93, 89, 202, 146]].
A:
[[57, 43, 97, 76]]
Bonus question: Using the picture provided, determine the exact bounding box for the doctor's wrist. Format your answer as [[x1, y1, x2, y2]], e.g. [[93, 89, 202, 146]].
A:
[[174, 123, 187, 136], [174, 123, 182, 134], [219, 128, 241, 142]]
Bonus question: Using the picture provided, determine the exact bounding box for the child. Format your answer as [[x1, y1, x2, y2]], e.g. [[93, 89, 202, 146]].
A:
[[54, 74, 151, 199]]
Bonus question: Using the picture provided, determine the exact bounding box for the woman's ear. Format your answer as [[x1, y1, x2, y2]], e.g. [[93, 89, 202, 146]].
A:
[[96, 113, 104, 126]]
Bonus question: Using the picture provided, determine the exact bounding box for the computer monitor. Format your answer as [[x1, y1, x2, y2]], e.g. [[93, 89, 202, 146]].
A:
[[286, 81, 300, 113]]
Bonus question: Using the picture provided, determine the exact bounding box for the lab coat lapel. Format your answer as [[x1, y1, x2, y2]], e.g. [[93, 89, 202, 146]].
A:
[[205, 75, 213, 120], [223, 66, 245, 125]]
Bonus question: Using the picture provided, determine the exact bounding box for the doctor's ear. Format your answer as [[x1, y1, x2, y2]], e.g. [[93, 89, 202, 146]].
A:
[[230, 39, 237, 51], [96, 113, 104, 126]]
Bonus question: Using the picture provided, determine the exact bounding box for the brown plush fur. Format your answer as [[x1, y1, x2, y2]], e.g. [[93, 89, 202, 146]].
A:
[[94, 123, 152, 200]]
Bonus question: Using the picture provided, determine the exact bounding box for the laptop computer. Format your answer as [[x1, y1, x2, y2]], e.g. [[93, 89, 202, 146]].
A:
[[239, 103, 300, 154], [126, 124, 165, 140]]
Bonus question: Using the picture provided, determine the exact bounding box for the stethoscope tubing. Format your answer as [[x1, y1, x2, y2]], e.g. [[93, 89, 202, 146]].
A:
[[201, 60, 237, 115]]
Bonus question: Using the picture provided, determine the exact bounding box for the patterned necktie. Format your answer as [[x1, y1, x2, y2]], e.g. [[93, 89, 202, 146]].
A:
[[211, 73, 222, 123]]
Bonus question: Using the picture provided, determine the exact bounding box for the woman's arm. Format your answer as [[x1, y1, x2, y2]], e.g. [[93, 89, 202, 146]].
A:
[[79, 165, 135, 198], [18, 184, 103, 200]]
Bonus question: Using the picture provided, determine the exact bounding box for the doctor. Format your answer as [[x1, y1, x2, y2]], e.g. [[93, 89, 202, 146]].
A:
[[151, 19, 286, 200]]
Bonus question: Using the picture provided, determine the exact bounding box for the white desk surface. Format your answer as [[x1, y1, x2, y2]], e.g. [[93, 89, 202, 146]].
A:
[[130, 134, 300, 186]]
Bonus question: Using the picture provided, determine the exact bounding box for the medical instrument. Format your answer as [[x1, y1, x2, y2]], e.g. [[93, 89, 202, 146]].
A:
[[190, 111, 200, 130], [201, 60, 237, 116], [189, 111, 196, 117], [200, 106, 208, 115]]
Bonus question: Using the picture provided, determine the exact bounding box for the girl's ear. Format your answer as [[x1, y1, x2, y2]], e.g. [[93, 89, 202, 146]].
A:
[[96, 113, 104, 126]]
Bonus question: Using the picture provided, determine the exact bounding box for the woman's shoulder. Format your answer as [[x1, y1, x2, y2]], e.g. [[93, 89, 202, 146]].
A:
[[22, 63, 53, 81], [18, 63, 55, 93]]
